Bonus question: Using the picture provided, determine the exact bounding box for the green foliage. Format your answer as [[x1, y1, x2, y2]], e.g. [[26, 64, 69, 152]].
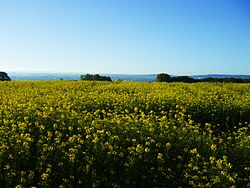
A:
[[156, 73, 171, 82], [80, 74, 112, 81], [0, 81, 249, 187], [170, 76, 196, 83], [0, 71, 11, 81], [156, 73, 250, 83], [200, 77, 250, 83]]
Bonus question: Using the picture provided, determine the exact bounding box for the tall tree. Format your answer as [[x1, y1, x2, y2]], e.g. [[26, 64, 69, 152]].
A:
[[156, 73, 171, 82]]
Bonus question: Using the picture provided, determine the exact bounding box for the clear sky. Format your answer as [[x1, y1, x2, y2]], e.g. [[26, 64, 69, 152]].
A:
[[0, 0, 249, 75]]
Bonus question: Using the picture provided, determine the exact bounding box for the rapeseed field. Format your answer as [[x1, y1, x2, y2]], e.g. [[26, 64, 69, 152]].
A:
[[0, 81, 249, 187]]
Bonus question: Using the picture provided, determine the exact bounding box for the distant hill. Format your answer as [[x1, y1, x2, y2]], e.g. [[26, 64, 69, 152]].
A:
[[9, 72, 157, 82], [107, 74, 157, 82], [9, 72, 80, 81], [191, 74, 250, 80], [9, 72, 250, 82]]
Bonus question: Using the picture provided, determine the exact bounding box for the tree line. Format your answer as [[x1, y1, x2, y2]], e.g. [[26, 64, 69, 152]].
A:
[[80, 74, 112, 81], [156, 73, 250, 83], [1, 71, 249, 83]]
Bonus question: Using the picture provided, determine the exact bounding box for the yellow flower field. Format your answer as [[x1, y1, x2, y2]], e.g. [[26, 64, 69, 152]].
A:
[[0, 81, 249, 187]]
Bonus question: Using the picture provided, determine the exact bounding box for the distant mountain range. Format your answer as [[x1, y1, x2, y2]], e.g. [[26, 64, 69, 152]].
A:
[[8, 72, 250, 82]]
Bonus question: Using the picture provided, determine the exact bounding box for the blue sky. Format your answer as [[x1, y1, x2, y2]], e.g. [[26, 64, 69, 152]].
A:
[[0, 0, 249, 75]]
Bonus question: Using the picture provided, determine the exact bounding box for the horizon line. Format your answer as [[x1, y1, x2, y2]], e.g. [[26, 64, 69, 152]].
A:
[[6, 71, 250, 76]]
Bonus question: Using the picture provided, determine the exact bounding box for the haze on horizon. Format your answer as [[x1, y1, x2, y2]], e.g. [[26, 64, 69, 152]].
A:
[[0, 0, 249, 75]]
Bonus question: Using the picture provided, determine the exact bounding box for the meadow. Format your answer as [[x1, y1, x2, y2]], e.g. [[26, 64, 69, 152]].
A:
[[0, 81, 249, 187]]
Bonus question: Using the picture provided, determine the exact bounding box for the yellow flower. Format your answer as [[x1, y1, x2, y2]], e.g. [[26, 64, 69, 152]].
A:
[[157, 153, 164, 160], [144, 147, 150, 153], [211, 144, 217, 151]]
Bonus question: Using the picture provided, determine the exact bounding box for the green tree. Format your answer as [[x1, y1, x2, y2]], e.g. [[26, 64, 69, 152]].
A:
[[170, 76, 196, 83], [156, 73, 171, 82], [80, 74, 112, 81], [0, 72, 11, 81]]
